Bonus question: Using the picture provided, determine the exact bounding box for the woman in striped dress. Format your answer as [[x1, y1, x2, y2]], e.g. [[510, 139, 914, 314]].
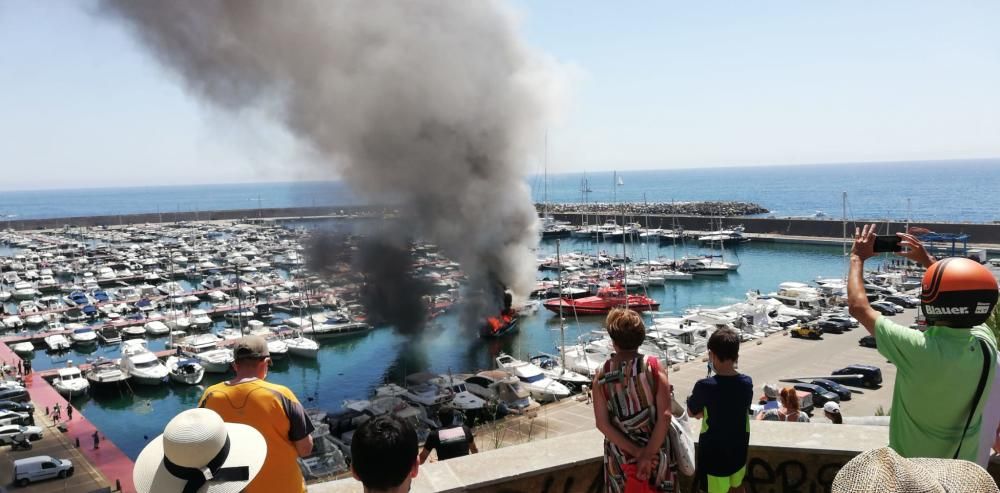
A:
[[593, 308, 675, 492]]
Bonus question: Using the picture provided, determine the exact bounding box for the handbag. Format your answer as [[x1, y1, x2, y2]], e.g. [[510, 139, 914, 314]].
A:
[[669, 393, 697, 477]]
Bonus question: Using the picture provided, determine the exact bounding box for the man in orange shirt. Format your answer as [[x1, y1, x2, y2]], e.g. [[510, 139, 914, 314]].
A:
[[199, 336, 314, 493]]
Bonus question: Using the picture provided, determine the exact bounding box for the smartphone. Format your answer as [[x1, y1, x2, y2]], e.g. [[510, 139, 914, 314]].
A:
[[873, 235, 902, 253]]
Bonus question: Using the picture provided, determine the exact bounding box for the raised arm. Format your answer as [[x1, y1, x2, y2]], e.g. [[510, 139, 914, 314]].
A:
[[848, 224, 880, 335]]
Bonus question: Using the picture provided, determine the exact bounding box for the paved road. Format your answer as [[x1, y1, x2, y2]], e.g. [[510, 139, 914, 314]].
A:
[[667, 309, 917, 420]]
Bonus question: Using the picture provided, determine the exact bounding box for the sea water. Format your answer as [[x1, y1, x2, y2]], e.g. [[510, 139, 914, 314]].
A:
[[2, 159, 999, 222], [40, 236, 892, 460]]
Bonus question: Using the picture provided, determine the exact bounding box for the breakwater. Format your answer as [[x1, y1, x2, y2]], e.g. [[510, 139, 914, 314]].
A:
[[549, 212, 1000, 245], [5, 205, 1000, 245], [538, 201, 769, 216]]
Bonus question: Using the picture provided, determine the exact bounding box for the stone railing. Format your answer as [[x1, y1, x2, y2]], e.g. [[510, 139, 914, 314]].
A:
[[310, 421, 1000, 493]]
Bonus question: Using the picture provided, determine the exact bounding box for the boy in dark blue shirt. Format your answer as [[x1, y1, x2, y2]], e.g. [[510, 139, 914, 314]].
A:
[[687, 327, 753, 493]]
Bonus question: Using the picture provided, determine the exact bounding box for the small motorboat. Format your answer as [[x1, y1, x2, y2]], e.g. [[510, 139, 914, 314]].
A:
[[85, 358, 130, 391], [52, 367, 90, 397], [11, 342, 34, 356], [70, 326, 99, 346], [188, 309, 213, 330], [144, 321, 170, 336], [44, 334, 72, 352], [165, 356, 205, 385], [122, 324, 147, 339], [97, 326, 122, 345]]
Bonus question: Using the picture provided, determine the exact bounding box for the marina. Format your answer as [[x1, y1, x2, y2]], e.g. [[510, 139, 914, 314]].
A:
[[0, 212, 954, 487]]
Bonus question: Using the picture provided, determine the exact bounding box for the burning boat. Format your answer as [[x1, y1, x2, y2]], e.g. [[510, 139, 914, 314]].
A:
[[481, 290, 519, 338], [543, 283, 659, 316]]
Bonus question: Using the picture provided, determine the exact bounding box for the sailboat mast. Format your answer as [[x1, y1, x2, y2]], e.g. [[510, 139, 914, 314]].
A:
[[842, 191, 847, 259], [556, 240, 566, 371]]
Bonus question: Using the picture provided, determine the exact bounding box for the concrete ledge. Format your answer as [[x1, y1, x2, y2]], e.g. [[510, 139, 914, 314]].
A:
[[310, 421, 895, 493]]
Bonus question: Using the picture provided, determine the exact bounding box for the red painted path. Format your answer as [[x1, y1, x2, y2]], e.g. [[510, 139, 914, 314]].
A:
[[0, 341, 136, 493]]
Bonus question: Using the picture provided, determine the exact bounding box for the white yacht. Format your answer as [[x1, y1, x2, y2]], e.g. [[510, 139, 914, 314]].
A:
[[495, 354, 571, 403], [165, 356, 205, 385], [526, 353, 592, 387], [121, 339, 169, 385], [181, 334, 234, 373], [52, 367, 90, 397]]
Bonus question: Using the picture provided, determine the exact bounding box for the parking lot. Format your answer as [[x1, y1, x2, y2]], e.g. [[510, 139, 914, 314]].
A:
[[0, 406, 111, 492]]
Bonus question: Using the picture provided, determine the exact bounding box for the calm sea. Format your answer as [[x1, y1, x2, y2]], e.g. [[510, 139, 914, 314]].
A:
[[2, 159, 998, 223]]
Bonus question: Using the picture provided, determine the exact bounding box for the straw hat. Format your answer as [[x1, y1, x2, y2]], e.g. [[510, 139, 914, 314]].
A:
[[133, 408, 267, 493], [832, 447, 998, 493]]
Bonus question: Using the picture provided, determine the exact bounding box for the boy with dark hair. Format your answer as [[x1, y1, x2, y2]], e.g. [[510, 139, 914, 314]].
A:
[[352, 414, 420, 493], [687, 327, 753, 493]]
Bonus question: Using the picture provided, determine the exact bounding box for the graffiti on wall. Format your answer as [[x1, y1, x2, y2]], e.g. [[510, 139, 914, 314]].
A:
[[744, 457, 844, 493]]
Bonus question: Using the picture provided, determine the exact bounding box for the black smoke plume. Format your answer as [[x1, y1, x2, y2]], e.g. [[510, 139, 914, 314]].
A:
[[99, 0, 565, 327]]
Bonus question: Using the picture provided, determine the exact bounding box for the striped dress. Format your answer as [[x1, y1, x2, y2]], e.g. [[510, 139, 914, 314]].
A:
[[597, 354, 674, 492]]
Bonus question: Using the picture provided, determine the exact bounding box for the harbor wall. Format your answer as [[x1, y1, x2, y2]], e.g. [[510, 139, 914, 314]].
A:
[[551, 212, 1000, 244], [1, 205, 384, 231], [6, 205, 1000, 244], [312, 423, 1000, 493]]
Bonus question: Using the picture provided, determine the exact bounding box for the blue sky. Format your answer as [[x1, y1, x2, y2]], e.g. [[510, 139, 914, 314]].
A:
[[2, 1, 999, 190]]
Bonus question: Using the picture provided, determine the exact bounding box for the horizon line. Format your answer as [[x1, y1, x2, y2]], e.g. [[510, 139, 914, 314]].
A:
[[2, 156, 997, 193]]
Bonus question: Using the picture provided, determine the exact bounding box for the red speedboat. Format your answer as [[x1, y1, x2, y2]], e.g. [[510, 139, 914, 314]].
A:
[[543, 285, 659, 315]]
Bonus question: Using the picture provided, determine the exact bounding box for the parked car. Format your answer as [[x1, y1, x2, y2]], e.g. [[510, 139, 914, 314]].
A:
[[789, 324, 823, 339], [858, 335, 877, 348], [832, 364, 883, 389], [827, 314, 859, 328], [815, 320, 846, 334], [884, 295, 918, 309], [0, 387, 29, 403], [870, 302, 896, 316], [0, 410, 31, 427], [872, 300, 904, 314], [810, 379, 852, 401], [13, 455, 74, 487], [0, 425, 43, 445], [0, 401, 34, 414], [792, 383, 839, 406]]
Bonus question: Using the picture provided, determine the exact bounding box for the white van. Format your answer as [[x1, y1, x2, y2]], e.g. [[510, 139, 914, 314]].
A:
[[12, 455, 73, 487]]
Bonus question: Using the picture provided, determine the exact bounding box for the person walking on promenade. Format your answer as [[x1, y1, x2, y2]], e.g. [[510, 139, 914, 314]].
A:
[[351, 415, 420, 493], [688, 327, 753, 493], [593, 308, 674, 492], [199, 336, 314, 493], [849, 225, 999, 464], [67, 405, 73, 421], [419, 407, 477, 464], [93, 430, 100, 449], [756, 387, 810, 423]]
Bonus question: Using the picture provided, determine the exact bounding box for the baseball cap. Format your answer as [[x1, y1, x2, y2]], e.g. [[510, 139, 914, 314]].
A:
[[763, 383, 779, 399], [233, 336, 269, 360], [823, 401, 841, 414]]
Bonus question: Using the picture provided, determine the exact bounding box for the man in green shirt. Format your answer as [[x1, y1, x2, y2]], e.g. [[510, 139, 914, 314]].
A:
[[848, 224, 999, 461]]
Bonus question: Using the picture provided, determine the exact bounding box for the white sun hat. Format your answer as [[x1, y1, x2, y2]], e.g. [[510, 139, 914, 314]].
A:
[[133, 408, 267, 493], [832, 446, 998, 493]]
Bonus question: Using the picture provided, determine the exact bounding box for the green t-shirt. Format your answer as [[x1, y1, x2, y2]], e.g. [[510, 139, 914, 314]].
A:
[[875, 316, 997, 461]]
